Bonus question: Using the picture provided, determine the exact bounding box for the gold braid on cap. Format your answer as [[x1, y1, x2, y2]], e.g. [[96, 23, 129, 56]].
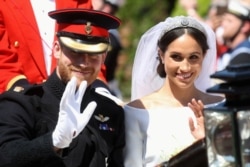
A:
[[59, 36, 109, 53], [160, 16, 207, 38]]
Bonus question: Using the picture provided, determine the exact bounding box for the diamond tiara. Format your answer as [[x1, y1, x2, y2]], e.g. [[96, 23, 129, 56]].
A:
[[160, 16, 206, 38]]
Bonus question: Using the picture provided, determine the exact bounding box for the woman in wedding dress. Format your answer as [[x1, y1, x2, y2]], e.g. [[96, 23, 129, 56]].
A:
[[124, 16, 224, 167]]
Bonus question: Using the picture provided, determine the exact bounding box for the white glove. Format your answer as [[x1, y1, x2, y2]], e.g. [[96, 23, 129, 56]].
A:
[[95, 87, 124, 106], [52, 77, 97, 148]]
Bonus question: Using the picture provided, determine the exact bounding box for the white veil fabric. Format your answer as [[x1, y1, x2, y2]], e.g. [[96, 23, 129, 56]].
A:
[[131, 16, 217, 101]]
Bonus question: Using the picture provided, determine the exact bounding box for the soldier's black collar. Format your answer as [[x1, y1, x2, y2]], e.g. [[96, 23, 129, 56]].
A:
[[44, 71, 66, 100], [44, 71, 92, 100]]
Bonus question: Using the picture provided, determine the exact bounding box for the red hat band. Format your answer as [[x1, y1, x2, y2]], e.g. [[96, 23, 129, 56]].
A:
[[58, 23, 109, 38]]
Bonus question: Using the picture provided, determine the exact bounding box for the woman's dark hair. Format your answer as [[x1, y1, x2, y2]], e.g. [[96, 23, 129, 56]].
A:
[[157, 27, 209, 78]]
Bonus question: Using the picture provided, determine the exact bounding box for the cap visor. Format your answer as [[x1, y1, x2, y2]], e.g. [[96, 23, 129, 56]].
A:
[[59, 36, 109, 53]]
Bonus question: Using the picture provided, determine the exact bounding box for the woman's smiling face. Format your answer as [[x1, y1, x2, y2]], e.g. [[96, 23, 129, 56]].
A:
[[160, 33, 204, 89]]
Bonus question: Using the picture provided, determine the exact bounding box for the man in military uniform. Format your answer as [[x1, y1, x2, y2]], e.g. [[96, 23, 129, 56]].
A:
[[216, 0, 250, 71], [0, 8, 125, 167]]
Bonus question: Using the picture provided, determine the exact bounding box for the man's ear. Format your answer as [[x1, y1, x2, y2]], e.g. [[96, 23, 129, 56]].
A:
[[243, 21, 250, 34], [102, 52, 107, 63], [53, 41, 61, 59]]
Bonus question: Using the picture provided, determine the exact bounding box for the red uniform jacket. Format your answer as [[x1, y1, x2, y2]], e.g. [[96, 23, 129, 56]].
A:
[[0, 0, 107, 93]]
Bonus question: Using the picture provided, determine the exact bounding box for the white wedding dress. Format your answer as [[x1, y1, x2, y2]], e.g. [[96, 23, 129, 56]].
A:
[[124, 105, 196, 167], [123, 103, 222, 167]]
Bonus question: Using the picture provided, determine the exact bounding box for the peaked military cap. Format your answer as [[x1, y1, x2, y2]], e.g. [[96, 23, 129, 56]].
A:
[[49, 8, 121, 53], [227, 0, 250, 20]]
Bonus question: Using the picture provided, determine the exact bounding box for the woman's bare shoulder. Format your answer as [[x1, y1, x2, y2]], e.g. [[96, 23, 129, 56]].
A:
[[127, 94, 156, 108], [127, 93, 175, 109]]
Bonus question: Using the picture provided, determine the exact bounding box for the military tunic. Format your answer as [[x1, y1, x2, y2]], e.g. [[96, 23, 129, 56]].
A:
[[0, 71, 125, 167]]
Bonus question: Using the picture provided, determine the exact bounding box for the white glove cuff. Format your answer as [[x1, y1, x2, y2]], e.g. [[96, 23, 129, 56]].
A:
[[52, 130, 71, 149]]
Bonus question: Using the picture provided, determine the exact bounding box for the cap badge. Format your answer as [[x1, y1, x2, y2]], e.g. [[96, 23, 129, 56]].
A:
[[85, 22, 92, 35]]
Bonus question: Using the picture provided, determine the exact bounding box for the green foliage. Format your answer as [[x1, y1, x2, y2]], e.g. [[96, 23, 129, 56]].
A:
[[118, 0, 173, 60], [172, 0, 211, 17]]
